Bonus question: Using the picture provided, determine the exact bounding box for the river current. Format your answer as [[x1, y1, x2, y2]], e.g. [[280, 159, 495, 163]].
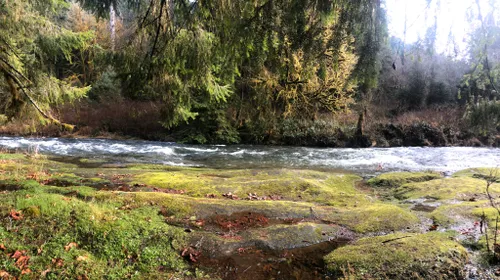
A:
[[0, 136, 499, 175]]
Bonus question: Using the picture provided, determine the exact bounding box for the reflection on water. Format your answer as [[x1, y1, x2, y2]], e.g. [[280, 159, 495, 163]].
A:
[[0, 136, 499, 175]]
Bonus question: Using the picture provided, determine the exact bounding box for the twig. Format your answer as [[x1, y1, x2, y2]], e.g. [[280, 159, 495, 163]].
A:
[[484, 211, 490, 253], [382, 236, 412, 244], [496, 216, 499, 246], [485, 168, 500, 216]]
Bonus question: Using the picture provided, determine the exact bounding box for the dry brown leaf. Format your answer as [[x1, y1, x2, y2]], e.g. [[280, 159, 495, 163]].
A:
[[0, 244, 6, 251], [11, 250, 25, 259], [41, 269, 51, 277], [77, 274, 89, 280], [76, 255, 88, 262], [15, 255, 30, 269], [9, 209, 23, 221], [0, 270, 12, 278], [21, 268, 32, 275], [64, 242, 78, 251], [52, 258, 64, 267]]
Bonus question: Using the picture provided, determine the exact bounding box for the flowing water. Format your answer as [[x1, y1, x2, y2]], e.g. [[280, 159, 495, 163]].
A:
[[0, 136, 499, 175]]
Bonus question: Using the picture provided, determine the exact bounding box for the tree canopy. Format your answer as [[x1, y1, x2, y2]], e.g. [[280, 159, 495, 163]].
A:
[[2, 0, 499, 143]]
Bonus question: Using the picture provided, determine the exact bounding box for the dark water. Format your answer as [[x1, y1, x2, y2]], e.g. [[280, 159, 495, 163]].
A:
[[0, 136, 499, 175]]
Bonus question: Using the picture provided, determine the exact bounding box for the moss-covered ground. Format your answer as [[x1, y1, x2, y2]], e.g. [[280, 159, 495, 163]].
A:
[[325, 232, 468, 279], [367, 171, 442, 188], [0, 152, 498, 279]]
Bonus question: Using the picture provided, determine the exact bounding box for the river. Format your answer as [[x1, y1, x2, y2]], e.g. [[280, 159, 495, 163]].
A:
[[0, 136, 499, 175]]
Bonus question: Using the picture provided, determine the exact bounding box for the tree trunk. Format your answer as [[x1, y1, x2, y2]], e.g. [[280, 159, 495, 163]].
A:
[[3, 70, 26, 120], [110, 4, 116, 51], [356, 108, 366, 138]]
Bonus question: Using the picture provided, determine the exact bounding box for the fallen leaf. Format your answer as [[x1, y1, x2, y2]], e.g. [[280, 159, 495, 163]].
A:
[[41, 269, 51, 277], [15, 255, 30, 269], [0, 244, 6, 251], [76, 255, 88, 262], [9, 209, 23, 221], [11, 250, 25, 259], [0, 270, 12, 278], [64, 242, 78, 251], [21, 268, 32, 275], [52, 258, 64, 267]]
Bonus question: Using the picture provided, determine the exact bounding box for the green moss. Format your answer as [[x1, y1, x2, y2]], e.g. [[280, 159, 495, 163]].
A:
[[368, 171, 441, 188], [0, 153, 25, 160], [332, 203, 420, 233], [79, 158, 107, 164], [325, 232, 468, 279], [429, 201, 493, 226], [104, 190, 416, 233], [133, 169, 364, 206], [453, 168, 500, 179], [394, 177, 500, 201], [23, 205, 41, 217], [0, 186, 188, 279]]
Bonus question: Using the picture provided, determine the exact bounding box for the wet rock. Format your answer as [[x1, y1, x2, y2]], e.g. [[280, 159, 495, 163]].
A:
[[193, 223, 354, 258], [468, 137, 485, 147]]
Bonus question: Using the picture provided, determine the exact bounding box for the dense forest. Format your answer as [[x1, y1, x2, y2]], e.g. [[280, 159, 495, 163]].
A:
[[1, 0, 499, 146]]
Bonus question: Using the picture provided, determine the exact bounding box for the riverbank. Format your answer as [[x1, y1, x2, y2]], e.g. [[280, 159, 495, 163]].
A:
[[1, 107, 499, 148], [0, 152, 499, 279], [1, 122, 499, 148]]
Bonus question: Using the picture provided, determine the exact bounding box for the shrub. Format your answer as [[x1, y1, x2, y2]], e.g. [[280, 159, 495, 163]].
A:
[[467, 100, 500, 135]]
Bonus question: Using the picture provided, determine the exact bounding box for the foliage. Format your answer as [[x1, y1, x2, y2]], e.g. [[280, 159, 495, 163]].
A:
[[81, 0, 386, 139], [459, 0, 500, 104], [3, 0, 500, 144], [278, 117, 355, 146], [0, 0, 91, 123], [466, 100, 500, 135]]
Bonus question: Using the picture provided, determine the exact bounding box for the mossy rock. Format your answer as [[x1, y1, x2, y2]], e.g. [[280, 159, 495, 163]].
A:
[[325, 232, 468, 279], [430, 200, 500, 227], [331, 204, 420, 233], [368, 172, 441, 188], [133, 169, 364, 206], [453, 168, 500, 182], [197, 223, 355, 257], [453, 167, 500, 178], [394, 177, 500, 201]]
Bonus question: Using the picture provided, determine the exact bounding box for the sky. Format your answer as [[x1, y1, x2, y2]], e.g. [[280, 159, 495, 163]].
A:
[[385, 0, 493, 55]]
